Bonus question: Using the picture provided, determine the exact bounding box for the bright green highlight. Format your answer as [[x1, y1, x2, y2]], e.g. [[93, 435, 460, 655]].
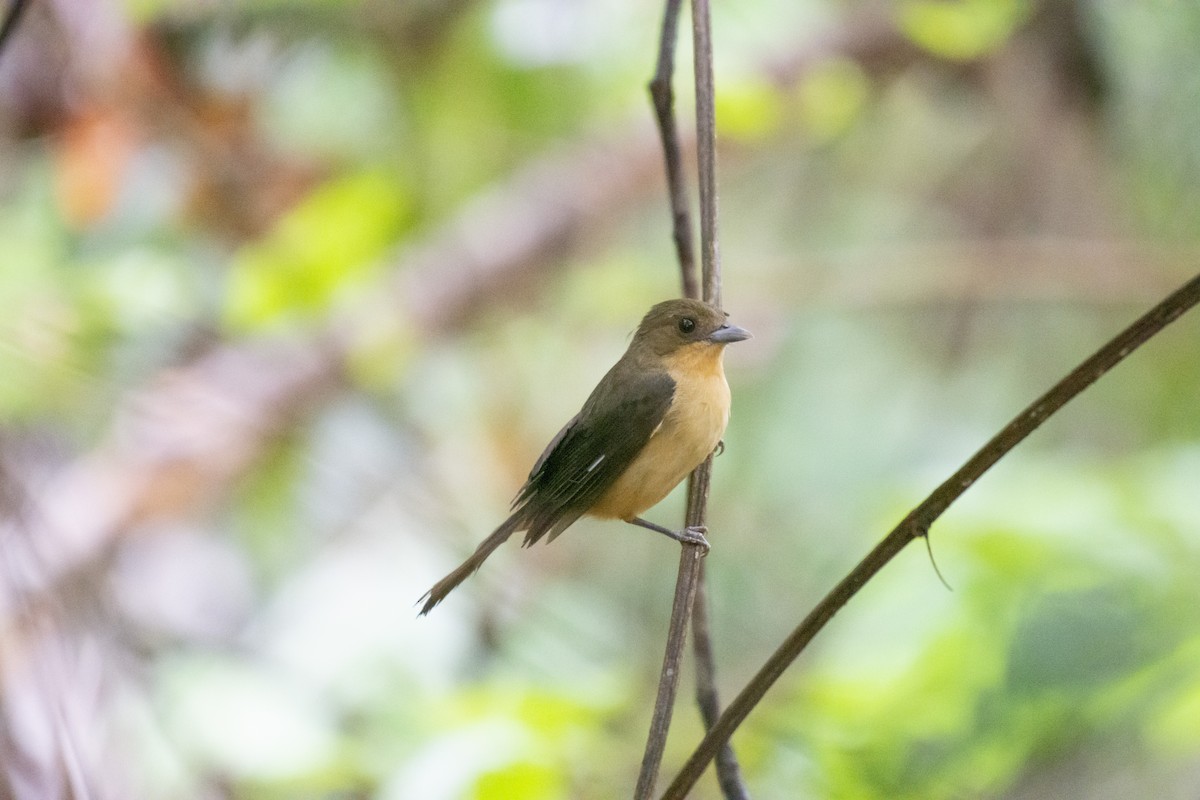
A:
[[796, 59, 870, 142], [224, 172, 410, 332], [899, 0, 1031, 61], [717, 77, 784, 141]]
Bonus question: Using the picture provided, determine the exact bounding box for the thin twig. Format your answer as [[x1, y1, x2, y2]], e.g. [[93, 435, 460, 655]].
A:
[[692, 0, 720, 305], [688, 482, 749, 799], [0, 0, 32, 61], [648, 0, 698, 299], [660, 270, 1200, 798], [683, 0, 750, 791], [647, 0, 749, 796], [692, 574, 749, 798], [634, 544, 705, 800], [635, 0, 729, 795]]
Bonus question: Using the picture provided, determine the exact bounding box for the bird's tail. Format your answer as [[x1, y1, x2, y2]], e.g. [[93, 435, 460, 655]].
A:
[[418, 514, 523, 615]]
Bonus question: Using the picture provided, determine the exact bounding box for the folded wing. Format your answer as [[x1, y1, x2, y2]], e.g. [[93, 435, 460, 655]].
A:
[[515, 370, 676, 546]]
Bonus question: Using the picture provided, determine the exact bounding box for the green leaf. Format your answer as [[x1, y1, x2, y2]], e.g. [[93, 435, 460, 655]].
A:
[[717, 77, 784, 141], [224, 171, 410, 332], [475, 761, 563, 800], [898, 0, 1031, 62], [795, 59, 870, 142]]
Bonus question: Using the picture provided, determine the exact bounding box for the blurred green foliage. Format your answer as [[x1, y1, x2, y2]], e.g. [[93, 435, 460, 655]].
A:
[[899, 0, 1032, 61], [2, 0, 1200, 798], [225, 171, 411, 331]]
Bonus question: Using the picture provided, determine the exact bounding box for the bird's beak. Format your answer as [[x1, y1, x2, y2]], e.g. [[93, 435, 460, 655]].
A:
[[707, 323, 752, 344]]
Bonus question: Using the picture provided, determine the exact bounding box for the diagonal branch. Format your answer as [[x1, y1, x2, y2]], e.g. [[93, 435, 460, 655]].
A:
[[661, 269, 1200, 798]]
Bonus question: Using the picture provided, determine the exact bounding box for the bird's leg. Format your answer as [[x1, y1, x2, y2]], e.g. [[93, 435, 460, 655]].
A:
[[628, 517, 710, 554]]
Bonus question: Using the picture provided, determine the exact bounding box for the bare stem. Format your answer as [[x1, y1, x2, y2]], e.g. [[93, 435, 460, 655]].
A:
[[634, 543, 705, 800], [691, 558, 750, 798], [692, 0, 720, 305], [685, 461, 749, 799], [636, 0, 746, 795], [660, 270, 1200, 798], [647, 0, 698, 300]]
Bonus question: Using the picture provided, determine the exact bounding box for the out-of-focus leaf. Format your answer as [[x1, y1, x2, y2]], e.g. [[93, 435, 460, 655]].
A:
[[475, 761, 562, 800], [1006, 587, 1160, 694], [749, 449, 1200, 799], [224, 171, 411, 332], [794, 59, 870, 142], [388, 682, 617, 800], [717, 77, 784, 142], [898, 0, 1031, 62], [1145, 638, 1200, 755]]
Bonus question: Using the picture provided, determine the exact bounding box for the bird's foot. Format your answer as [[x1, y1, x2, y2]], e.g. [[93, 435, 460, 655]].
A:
[[678, 525, 710, 555], [627, 517, 711, 555]]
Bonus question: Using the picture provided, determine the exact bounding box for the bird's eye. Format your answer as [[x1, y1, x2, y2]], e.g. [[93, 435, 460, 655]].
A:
[[677, 317, 696, 334]]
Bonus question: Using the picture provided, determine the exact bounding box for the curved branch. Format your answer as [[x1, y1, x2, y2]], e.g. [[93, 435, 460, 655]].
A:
[[661, 270, 1200, 798]]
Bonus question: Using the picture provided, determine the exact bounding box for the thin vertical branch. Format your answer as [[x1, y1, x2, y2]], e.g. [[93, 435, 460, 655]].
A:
[[691, 0, 720, 305], [636, 0, 738, 795], [634, 543, 705, 800], [648, 0, 698, 299], [682, 0, 747, 787], [691, 561, 748, 797], [660, 271, 1200, 798], [686, 461, 749, 798], [685, 0, 751, 793], [648, 0, 747, 795]]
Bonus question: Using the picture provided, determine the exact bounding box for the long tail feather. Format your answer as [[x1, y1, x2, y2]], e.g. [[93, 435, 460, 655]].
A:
[[418, 514, 523, 615]]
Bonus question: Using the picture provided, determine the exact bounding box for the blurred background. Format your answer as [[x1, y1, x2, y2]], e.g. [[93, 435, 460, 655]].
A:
[[2, 0, 1199, 797]]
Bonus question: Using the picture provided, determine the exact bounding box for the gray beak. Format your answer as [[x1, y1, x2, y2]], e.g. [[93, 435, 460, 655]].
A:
[[708, 323, 752, 344]]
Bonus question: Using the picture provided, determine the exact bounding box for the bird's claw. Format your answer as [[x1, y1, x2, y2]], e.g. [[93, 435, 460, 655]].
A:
[[679, 525, 710, 555]]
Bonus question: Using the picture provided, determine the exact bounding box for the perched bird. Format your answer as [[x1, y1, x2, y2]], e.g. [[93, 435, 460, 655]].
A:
[[419, 298, 751, 615]]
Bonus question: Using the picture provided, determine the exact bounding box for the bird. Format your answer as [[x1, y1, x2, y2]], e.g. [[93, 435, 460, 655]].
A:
[[418, 298, 751, 615]]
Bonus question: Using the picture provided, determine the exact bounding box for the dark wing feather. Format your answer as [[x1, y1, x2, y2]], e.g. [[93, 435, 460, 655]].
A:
[[514, 369, 675, 546]]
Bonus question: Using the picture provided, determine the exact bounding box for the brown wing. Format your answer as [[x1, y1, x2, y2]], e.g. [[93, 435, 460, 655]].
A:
[[513, 369, 675, 546]]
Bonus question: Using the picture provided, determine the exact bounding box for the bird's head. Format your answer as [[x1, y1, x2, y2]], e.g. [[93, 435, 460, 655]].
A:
[[631, 298, 751, 358]]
